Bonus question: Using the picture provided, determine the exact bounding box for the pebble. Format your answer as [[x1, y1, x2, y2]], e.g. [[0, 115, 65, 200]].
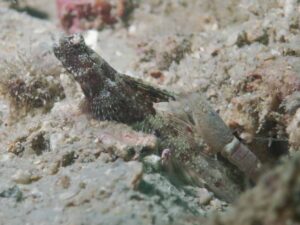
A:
[[210, 199, 224, 210], [56, 175, 71, 189], [142, 154, 162, 172], [46, 160, 60, 175], [12, 170, 32, 184], [198, 188, 213, 205]]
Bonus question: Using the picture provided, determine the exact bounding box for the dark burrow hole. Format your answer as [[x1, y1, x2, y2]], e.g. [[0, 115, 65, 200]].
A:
[[31, 132, 50, 155], [61, 151, 78, 167], [259, 120, 289, 159], [268, 137, 289, 158]]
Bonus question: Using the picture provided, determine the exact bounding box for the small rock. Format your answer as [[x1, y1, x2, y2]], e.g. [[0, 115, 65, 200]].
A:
[[210, 199, 224, 210], [149, 70, 163, 79], [142, 154, 162, 172], [97, 125, 157, 161], [197, 188, 213, 205], [47, 160, 60, 175], [12, 170, 32, 184], [7, 136, 27, 156], [56, 175, 71, 189], [287, 108, 300, 149], [98, 152, 113, 163]]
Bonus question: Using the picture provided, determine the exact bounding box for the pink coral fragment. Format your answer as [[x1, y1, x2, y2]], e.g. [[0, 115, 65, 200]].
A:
[[56, 0, 117, 33]]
